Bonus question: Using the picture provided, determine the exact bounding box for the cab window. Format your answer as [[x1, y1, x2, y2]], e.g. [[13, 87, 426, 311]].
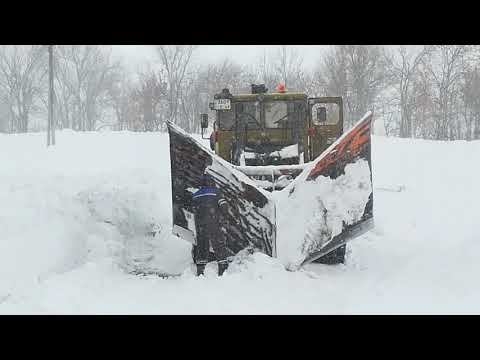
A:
[[218, 109, 234, 130], [312, 103, 340, 125], [265, 100, 305, 128], [235, 102, 260, 129], [265, 101, 287, 128]]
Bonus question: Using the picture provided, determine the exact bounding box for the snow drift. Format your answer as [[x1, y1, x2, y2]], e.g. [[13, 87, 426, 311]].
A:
[[1, 130, 479, 314]]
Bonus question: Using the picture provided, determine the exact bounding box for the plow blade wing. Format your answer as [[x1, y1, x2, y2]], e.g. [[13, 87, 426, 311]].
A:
[[167, 122, 276, 257], [277, 112, 374, 268]]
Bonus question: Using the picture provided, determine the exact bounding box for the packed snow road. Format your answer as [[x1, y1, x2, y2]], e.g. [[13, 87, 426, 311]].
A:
[[0, 130, 479, 314]]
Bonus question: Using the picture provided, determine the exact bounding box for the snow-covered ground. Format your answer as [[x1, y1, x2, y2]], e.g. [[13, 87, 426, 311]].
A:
[[0, 130, 479, 314]]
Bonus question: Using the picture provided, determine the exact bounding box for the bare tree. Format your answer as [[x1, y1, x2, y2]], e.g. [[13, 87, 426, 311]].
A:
[[461, 66, 480, 140], [179, 59, 248, 133], [457, 46, 480, 141], [130, 69, 167, 131], [0, 45, 47, 133], [422, 45, 469, 140], [315, 45, 349, 98], [54, 45, 121, 131], [384, 45, 432, 138], [347, 45, 387, 126], [156, 45, 196, 128], [202, 59, 247, 93], [180, 65, 207, 134], [107, 70, 134, 131], [251, 49, 278, 91], [53, 51, 74, 130], [318, 45, 387, 129], [272, 46, 304, 90], [0, 97, 9, 132]]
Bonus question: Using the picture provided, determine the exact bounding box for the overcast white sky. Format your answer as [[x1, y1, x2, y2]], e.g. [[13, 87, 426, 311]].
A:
[[111, 45, 330, 72]]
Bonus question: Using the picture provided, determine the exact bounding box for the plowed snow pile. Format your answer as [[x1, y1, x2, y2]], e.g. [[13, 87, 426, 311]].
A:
[[0, 130, 479, 314]]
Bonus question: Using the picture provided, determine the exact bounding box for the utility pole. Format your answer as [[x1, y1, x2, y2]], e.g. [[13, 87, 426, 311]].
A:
[[47, 45, 55, 146]]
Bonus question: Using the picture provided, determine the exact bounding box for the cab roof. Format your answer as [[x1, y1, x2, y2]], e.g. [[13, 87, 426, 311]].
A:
[[232, 92, 308, 102]]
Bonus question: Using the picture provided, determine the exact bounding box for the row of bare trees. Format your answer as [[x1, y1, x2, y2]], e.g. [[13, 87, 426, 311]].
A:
[[0, 45, 122, 133], [249, 44, 480, 140], [380, 45, 480, 140], [0, 45, 47, 133], [106, 46, 196, 132], [1, 45, 480, 141]]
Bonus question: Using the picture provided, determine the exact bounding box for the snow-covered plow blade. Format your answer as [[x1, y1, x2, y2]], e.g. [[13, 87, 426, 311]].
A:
[[292, 112, 374, 267], [167, 111, 374, 269], [167, 122, 277, 257]]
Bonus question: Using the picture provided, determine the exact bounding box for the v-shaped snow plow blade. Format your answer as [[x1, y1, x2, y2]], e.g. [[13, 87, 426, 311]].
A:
[[167, 111, 374, 269]]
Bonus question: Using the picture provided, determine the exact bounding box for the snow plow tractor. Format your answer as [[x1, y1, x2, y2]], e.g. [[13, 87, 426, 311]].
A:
[[167, 84, 374, 271]]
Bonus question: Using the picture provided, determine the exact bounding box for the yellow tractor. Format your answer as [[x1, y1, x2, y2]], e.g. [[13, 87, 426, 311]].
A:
[[204, 85, 343, 176], [201, 85, 346, 263]]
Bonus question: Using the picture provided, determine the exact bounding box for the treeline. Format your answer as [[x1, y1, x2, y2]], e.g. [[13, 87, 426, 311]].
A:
[[1, 45, 480, 141]]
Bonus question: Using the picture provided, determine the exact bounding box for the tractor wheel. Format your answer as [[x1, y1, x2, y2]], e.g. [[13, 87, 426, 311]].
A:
[[313, 244, 346, 265]]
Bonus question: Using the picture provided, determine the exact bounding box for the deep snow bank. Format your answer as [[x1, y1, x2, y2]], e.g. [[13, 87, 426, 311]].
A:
[[0, 131, 190, 297]]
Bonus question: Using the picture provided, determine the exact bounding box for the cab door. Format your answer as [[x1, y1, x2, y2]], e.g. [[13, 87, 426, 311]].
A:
[[307, 97, 344, 159]]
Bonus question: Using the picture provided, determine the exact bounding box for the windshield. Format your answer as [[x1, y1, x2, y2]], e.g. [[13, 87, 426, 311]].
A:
[[236, 102, 260, 129], [265, 100, 306, 129], [218, 100, 306, 130], [217, 102, 260, 130], [265, 101, 288, 128]]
